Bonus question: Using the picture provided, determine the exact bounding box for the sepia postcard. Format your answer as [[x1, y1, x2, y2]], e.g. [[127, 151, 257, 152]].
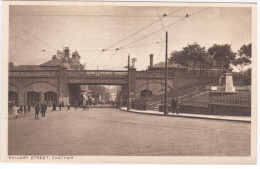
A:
[[1, 1, 258, 164]]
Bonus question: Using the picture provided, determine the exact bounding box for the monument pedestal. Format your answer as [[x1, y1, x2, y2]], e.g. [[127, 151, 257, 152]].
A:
[[218, 72, 236, 92]]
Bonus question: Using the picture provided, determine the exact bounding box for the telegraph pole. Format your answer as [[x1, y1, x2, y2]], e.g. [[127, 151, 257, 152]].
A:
[[164, 31, 168, 115], [127, 54, 130, 111]]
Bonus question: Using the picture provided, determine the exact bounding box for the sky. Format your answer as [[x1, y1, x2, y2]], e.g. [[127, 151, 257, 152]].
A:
[[9, 5, 252, 70]]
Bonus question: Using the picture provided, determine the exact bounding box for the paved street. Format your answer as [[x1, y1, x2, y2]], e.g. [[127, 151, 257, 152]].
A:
[[8, 108, 250, 156]]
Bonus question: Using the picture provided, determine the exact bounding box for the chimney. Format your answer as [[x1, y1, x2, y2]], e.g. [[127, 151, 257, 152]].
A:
[[52, 55, 57, 59], [64, 47, 69, 58], [150, 53, 154, 68]]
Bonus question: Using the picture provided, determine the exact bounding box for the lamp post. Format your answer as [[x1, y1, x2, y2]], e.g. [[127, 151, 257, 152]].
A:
[[164, 31, 168, 115]]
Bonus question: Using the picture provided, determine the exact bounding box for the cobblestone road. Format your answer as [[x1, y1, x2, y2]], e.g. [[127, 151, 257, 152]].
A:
[[8, 108, 250, 156]]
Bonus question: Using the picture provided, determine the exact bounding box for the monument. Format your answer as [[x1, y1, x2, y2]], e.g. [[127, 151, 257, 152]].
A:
[[218, 66, 236, 92]]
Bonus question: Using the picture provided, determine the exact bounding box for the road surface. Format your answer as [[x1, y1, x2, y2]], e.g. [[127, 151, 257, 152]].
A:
[[8, 108, 250, 156]]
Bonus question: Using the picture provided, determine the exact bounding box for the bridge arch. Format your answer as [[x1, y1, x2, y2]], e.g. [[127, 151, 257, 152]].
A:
[[25, 81, 58, 93], [8, 83, 20, 106], [136, 82, 173, 98], [24, 81, 58, 105]]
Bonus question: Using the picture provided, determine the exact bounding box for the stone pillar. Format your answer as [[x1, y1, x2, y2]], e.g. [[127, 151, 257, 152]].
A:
[[18, 88, 25, 105], [39, 92, 44, 104], [58, 69, 69, 105], [224, 73, 236, 92], [129, 68, 136, 99]]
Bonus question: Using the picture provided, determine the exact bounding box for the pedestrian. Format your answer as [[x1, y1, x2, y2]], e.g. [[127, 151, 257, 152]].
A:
[[175, 98, 179, 114], [67, 102, 70, 110], [53, 102, 56, 111], [41, 103, 47, 117], [171, 98, 177, 114], [14, 106, 20, 118], [59, 103, 62, 111], [74, 103, 78, 111], [24, 105, 28, 115], [19, 105, 24, 115], [28, 105, 31, 114], [35, 105, 40, 120]]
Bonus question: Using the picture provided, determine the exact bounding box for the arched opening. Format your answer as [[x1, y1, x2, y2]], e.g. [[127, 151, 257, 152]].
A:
[[44, 91, 57, 107], [27, 91, 40, 106], [140, 90, 152, 98], [9, 91, 18, 106]]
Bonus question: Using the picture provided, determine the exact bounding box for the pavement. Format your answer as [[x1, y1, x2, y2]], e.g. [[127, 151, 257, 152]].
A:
[[120, 107, 251, 122]]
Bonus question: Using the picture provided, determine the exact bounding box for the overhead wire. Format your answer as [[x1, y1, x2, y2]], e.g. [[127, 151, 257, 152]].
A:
[[10, 28, 54, 57], [10, 21, 57, 51], [104, 7, 186, 50], [156, 7, 166, 31], [90, 50, 104, 66], [118, 8, 210, 49], [103, 50, 118, 69]]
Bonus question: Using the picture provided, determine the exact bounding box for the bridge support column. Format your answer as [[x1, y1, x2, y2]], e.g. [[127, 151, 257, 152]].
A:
[[58, 69, 69, 106], [128, 68, 136, 108]]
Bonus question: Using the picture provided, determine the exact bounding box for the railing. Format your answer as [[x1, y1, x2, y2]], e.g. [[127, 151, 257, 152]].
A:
[[210, 93, 251, 107], [67, 70, 128, 78], [9, 70, 59, 77], [136, 85, 206, 105], [136, 70, 174, 79]]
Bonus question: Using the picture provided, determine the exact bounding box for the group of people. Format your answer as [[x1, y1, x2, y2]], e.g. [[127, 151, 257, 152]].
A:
[[34, 103, 48, 120], [9, 105, 32, 118], [51, 102, 89, 111]]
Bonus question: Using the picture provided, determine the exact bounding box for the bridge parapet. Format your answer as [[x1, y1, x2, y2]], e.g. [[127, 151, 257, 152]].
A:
[[136, 70, 174, 79], [9, 70, 59, 77], [67, 70, 128, 79]]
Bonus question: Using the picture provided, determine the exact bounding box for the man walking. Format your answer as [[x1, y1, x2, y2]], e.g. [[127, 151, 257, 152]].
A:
[[67, 102, 70, 110], [28, 105, 31, 114], [59, 103, 62, 111], [35, 105, 40, 120], [41, 103, 47, 117], [171, 98, 177, 114], [53, 102, 56, 111]]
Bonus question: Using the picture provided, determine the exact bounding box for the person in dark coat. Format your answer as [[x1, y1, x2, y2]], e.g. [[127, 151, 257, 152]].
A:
[[35, 105, 40, 120], [28, 105, 31, 114], [59, 103, 62, 111], [171, 98, 177, 114], [67, 102, 70, 110], [53, 102, 56, 111], [41, 103, 47, 117]]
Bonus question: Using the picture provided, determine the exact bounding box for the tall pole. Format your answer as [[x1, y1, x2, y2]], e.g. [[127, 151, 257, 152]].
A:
[[127, 54, 130, 111], [164, 31, 168, 115]]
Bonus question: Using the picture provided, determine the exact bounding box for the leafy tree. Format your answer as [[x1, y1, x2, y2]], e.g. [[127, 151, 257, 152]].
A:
[[169, 43, 208, 84], [181, 43, 208, 72], [233, 57, 251, 75], [238, 43, 251, 58], [208, 44, 236, 71], [169, 50, 185, 68], [169, 43, 208, 70], [233, 43, 252, 75]]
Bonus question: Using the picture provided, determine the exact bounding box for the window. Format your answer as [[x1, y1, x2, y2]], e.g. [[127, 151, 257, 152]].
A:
[[27, 92, 39, 102], [44, 92, 57, 102], [9, 91, 17, 102]]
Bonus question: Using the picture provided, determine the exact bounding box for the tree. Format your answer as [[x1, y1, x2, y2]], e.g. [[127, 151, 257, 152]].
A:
[[181, 43, 208, 72], [238, 43, 251, 58], [208, 44, 236, 71], [233, 43, 252, 75], [169, 43, 208, 84], [169, 50, 185, 68]]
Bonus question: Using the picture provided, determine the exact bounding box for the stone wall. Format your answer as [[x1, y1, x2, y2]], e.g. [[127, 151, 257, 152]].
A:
[[9, 77, 58, 105]]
